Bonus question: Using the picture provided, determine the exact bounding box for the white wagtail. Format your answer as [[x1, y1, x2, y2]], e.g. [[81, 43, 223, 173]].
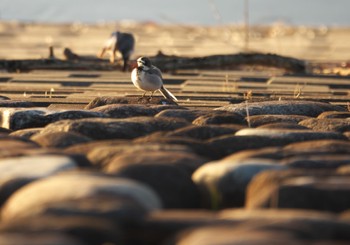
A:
[[99, 31, 135, 71], [131, 57, 178, 102]]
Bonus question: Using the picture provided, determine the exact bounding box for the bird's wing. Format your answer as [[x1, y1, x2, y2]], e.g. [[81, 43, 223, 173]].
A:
[[148, 66, 163, 79]]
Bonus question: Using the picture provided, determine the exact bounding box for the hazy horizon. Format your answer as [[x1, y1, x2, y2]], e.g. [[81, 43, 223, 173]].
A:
[[0, 0, 349, 27]]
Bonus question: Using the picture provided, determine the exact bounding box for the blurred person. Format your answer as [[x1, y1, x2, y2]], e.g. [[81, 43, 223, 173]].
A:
[[99, 31, 135, 71]]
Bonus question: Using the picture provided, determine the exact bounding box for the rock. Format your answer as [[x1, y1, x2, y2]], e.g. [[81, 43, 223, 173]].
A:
[[337, 165, 350, 174], [206, 135, 287, 159], [282, 155, 350, 169], [16, 195, 148, 227], [340, 210, 350, 221], [156, 109, 245, 125], [0, 138, 91, 164], [164, 124, 242, 140], [127, 210, 225, 245], [87, 143, 194, 168], [246, 169, 308, 209], [0, 96, 10, 100], [0, 139, 39, 158], [85, 96, 130, 109], [137, 209, 338, 245], [215, 139, 350, 167], [0, 108, 48, 130], [64, 139, 129, 155], [192, 158, 285, 208], [1, 172, 162, 220], [104, 150, 207, 176], [45, 110, 105, 121], [216, 100, 346, 117], [317, 111, 350, 119], [0, 127, 12, 134], [134, 134, 213, 159], [235, 128, 346, 141], [0, 155, 79, 206], [31, 131, 92, 148], [40, 117, 189, 140], [0, 134, 36, 141], [258, 122, 309, 130], [85, 96, 178, 109], [220, 147, 285, 162], [155, 109, 209, 122], [0, 232, 84, 245], [105, 155, 201, 208], [344, 132, 350, 140], [248, 114, 310, 127], [0, 100, 35, 108], [171, 223, 303, 245], [90, 103, 182, 118], [205, 129, 345, 160], [0, 145, 89, 164], [171, 218, 350, 244], [299, 118, 350, 132], [192, 113, 245, 125], [0, 108, 105, 130], [0, 216, 121, 245], [246, 170, 350, 212], [9, 128, 43, 139], [283, 139, 350, 156], [218, 208, 336, 222]]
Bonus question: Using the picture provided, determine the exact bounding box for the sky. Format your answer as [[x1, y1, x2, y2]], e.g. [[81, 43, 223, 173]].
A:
[[0, 0, 349, 26]]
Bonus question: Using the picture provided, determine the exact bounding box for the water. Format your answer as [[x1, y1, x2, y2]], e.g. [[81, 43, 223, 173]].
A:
[[0, 0, 349, 26]]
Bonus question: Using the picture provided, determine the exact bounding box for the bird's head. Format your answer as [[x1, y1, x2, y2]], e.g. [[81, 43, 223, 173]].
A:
[[137, 57, 152, 69]]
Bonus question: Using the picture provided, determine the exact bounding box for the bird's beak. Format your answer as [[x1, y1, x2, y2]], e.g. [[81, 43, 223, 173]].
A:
[[130, 60, 138, 69]]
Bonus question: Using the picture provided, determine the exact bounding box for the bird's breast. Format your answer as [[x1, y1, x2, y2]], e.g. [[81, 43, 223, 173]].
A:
[[131, 68, 163, 91]]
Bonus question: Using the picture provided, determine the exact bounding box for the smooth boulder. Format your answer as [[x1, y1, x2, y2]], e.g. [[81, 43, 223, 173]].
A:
[[216, 100, 346, 117], [192, 158, 286, 208], [1, 172, 162, 220], [39, 117, 189, 140]]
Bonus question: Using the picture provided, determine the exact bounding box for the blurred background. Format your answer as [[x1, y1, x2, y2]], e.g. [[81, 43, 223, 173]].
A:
[[0, 0, 348, 26], [0, 0, 349, 61]]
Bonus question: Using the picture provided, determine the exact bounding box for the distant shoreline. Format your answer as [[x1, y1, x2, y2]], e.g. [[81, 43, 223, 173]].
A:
[[1, 19, 349, 29], [0, 20, 349, 62]]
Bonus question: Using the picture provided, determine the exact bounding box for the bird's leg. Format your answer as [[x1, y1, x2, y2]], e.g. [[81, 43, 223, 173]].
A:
[[138, 92, 147, 102], [148, 91, 154, 101]]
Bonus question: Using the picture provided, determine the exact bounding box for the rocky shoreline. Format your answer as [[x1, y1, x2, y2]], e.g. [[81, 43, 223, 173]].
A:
[[0, 95, 349, 244]]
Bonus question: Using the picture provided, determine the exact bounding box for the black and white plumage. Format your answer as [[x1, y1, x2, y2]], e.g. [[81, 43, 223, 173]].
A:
[[99, 31, 135, 71], [131, 57, 178, 101]]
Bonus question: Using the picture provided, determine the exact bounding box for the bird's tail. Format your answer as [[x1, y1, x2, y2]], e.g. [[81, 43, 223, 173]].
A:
[[159, 86, 178, 102]]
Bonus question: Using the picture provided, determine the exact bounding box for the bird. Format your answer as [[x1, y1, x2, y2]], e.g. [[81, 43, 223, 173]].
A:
[[99, 31, 135, 71], [131, 57, 178, 102]]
